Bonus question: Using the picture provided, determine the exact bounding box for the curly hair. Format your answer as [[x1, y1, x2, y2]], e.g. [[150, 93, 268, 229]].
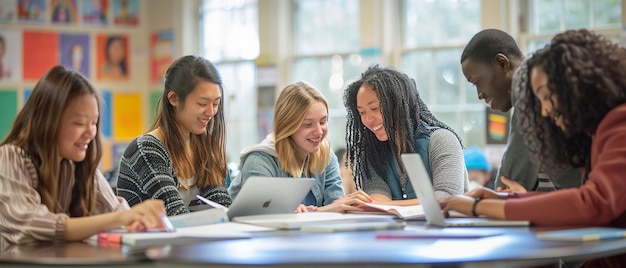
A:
[[343, 65, 462, 189], [516, 29, 626, 173]]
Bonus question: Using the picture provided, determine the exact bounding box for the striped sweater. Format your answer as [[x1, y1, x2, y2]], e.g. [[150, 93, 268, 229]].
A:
[[116, 135, 232, 216], [0, 145, 128, 245]]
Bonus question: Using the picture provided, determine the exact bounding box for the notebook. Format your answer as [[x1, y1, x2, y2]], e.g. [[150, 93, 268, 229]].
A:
[[401, 153, 530, 227], [536, 227, 626, 242], [199, 176, 316, 219]]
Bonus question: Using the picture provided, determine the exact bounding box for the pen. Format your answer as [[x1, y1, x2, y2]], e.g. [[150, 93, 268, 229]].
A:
[[161, 213, 176, 232]]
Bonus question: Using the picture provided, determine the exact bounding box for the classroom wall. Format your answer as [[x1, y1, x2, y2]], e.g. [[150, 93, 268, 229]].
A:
[[0, 0, 178, 172]]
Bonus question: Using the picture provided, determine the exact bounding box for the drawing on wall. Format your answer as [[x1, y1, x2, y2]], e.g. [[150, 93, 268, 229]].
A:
[[82, 0, 108, 26], [96, 34, 129, 81], [0, 0, 17, 23], [100, 90, 111, 137], [17, 0, 46, 23], [23, 31, 58, 80], [112, 92, 142, 140], [50, 0, 77, 24], [0, 29, 22, 82], [150, 30, 173, 85], [111, 0, 138, 26], [485, 107, 509, 145], [59, 33, 89, 77], [0, 90, 17, 141]]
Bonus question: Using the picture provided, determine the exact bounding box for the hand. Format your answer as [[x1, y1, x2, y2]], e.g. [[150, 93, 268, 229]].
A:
[[439, 195, 475, 217], [319, 197, 367, 213], [464, 187, 507, 200], [336, 190, 373, 203], [295, 204, 318, 213], [496, 176, 527, 193], [120, 199, 167, 232]]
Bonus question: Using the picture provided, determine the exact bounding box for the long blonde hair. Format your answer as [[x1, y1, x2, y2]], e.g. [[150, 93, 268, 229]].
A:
[[2, 66, 102, 216], [274, 81, 330, 177]]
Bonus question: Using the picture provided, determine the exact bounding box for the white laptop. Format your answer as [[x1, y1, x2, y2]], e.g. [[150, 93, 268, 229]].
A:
[[401, 153, 530, 227], [198, 176, 315, 219]]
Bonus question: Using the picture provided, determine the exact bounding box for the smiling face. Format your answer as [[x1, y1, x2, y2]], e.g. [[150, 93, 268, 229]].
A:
[[58, 94, 99, 162], [170, 80, 221, 136], [530, 66, 565, 131], [356, 84, 388, 141], [290, 101, 328, 159], [462, 56, 513, 113]]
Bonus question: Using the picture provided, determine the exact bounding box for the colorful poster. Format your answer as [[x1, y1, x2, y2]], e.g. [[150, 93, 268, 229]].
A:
[[96, 34, 129, 81], [101, 139, 113, 172], [150, 30, 173, 84], [485, 107, 509, 145], [0, 89, 17, 140], [100, 90, 111, 137], [50, 0, 77, 24], [0, 0, 17, 23], [111, 0, 138, 26], [112, 92, 142, 140], [17, 0, 46, 23], [22, 88, 31, 105], [149, 90, 161, 125], [0, 29, 22, 82], [111, 143, 128, 168], [23, 31, 58, 81], [59, 33, 89, 77], [82, 0, 108, 26]]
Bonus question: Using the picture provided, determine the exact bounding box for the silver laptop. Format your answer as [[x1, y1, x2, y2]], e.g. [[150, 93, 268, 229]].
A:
[[401, 153, 530, 227], [198, 176, 315, 219]]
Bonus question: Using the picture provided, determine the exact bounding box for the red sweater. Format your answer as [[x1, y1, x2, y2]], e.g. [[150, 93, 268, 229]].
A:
[[505, 103, 626, 267]]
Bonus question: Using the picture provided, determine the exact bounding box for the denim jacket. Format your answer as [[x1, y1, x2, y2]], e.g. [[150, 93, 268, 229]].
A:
[[228, 134, 345, 207]]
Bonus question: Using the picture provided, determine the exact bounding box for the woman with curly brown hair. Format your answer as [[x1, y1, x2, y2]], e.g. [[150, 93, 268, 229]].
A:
[[441, 29, 626, 266]]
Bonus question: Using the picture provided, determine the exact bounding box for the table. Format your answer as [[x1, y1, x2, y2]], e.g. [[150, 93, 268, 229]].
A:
[[145, 224, 626, 267], [0, 241, 152, 267], [2, 224, 626, 267]]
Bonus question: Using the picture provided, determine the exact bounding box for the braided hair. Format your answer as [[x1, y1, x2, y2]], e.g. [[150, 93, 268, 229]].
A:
[[343, 65, 462, 189]]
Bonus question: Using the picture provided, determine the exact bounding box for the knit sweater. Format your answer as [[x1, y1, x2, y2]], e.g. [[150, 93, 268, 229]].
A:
[[116, 135, 231, 216]]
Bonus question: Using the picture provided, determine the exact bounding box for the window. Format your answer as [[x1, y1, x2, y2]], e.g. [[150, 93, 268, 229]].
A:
[[292, 0, 361, 151], [524, 0, 621, 53], [400, 0, 482, 147], [200, 0, 259, 162]]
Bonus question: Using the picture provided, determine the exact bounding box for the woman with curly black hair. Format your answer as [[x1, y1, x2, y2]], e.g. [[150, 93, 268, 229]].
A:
[[441, 29, 626, 266], [344, 65, 468, 206]]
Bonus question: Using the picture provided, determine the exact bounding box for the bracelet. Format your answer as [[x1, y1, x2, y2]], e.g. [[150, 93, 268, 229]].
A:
[[471, 197, 482, 217]]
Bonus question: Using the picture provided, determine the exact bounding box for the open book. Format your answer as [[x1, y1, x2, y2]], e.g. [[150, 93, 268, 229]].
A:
[[196, 195, 397, 229], [89, 208, 273, 247], [351, 203, 425, 220]]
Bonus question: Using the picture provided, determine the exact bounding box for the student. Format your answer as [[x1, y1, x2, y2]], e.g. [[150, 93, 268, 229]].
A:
[[343, 65, 468, 205], [463, 146, 492, 191], [334, 147, 356, 195], [443, 29, 626, 266], [229, 81, 371, 213], [117, 55, 232, 216], [460, 28, 580, 192], [0, 66, 166, 244]]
